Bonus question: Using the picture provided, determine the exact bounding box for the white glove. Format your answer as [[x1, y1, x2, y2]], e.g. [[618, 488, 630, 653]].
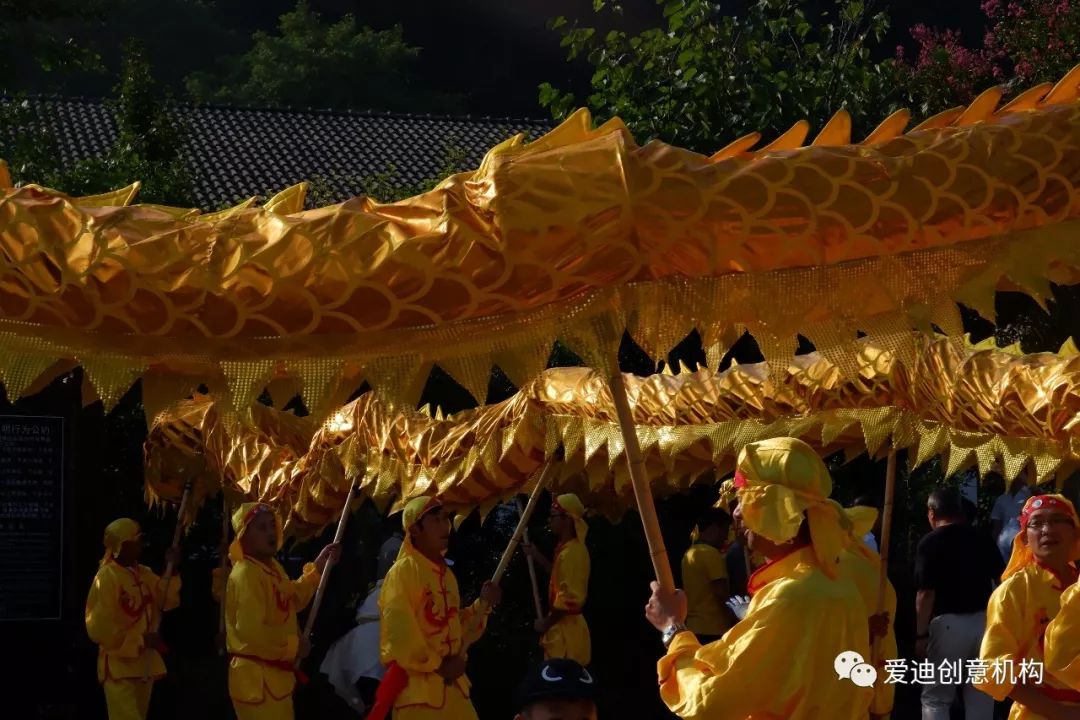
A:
[[725, 595, 752, 621]]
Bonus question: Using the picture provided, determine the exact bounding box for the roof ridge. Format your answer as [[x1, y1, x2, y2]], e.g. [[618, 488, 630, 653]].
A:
[[1, 92, 554, 126]]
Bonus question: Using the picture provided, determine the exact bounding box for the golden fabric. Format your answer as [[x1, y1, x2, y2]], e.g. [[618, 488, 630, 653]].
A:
[[541, 538, 591, 666], [145, 334, 1080, 535], [978, 564, 1080, 718], [85, 560, 181, 682], [657, 547, 872, 719], [682, 543, 731, 637], [378, 541, 485, 714], [5, 74, 1080, 415], [143, 393, 314, 507], [225, 557, 319, 707]]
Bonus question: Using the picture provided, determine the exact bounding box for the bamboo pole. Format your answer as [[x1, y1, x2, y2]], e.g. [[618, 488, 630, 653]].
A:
[[516, 497, 545, 620], [217, 498, 230, 657], [871, 450, 897, 666], [490, 461, 555, 586], [608, 359, 676, 590], [296, 482, 357, 668], [462, 460, 556, 651], [144, 479, 193, 680]]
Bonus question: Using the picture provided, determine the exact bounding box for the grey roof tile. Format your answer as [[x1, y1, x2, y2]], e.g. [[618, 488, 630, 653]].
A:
[[4, 96, 555, 209]]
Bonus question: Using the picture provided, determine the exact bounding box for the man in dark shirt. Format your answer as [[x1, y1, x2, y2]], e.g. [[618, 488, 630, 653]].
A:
[[915, 488, 1005, 720]]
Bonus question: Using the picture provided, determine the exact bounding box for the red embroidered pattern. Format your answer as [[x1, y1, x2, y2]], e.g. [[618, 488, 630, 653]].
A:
[[116, 565, 152, 621]]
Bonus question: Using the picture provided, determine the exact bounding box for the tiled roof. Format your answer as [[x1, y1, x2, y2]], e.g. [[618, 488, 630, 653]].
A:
[[4, 96, 556, 208]]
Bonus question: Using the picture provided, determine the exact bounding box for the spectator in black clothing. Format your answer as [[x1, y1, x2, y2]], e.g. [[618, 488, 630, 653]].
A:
[[962, 496, 979, 526], [915, 488, 1006, 720]]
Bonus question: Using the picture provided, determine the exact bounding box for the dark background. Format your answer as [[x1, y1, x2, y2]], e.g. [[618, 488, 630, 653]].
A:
[[10, 0, 987, 117]]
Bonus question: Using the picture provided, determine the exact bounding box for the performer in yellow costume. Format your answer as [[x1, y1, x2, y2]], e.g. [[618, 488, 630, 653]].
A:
[[371, 496, 502, 720], [225, 502, 340, 720], [840, 506, 898, 720], [645, 437, 873, 720], [526, 493, 591, 665], [680, 506, 734, 643], [985, 494, 1080, 718], [85, 518, 181, 720]]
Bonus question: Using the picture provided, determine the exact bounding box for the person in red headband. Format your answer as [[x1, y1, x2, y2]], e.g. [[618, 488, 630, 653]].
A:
[[225, 502, 340, 720], [645, 438, 873, 720], [983, 494, 1080, 719]]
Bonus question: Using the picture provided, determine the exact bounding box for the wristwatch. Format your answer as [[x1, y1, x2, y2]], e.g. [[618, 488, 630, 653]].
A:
[[661, 621, 688, 648]]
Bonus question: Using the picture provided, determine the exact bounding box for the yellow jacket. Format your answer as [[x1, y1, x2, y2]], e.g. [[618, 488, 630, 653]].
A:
[[85, 560, 181, 682], [379, 546, 486, 710], [991, 564, 1080, 718], [225, 557, 320, 703], [549, 539, 589, 613], [682, 543, 730, 637], [542, 538, 591, 665], [839, 547, 897, 716], [658, 547, 873, 720]]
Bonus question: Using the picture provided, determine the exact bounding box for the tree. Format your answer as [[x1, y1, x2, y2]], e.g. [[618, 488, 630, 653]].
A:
[[3, 41, 195, 206], [0, 0, 104, 84], [538, 0, 902, 154], [185, 1, 462, 113], [897, 0, 1080, 114]]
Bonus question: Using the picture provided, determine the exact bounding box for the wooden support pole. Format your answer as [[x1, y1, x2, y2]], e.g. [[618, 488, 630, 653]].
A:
[[871, 450, 897, 665], [145, 479, 193, 679], [217, 498, 230, 657], [462, 460, 556, 651], [608, 361, 675, 590], [491, 461, 556, 586], [297, 482, 357, 668], [516, 497, 545, 621]]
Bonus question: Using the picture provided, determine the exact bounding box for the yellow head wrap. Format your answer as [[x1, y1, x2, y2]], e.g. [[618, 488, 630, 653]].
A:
[[397, 495, 444, 561], [553, 493, 588, 543], [102, 518, 141, 565], [715, 478, 738, 511], [735, 437, 848, 579], [229, 502, 283, 563], [842, 506, 880, 562], [1002, 494, 1080, 580]]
